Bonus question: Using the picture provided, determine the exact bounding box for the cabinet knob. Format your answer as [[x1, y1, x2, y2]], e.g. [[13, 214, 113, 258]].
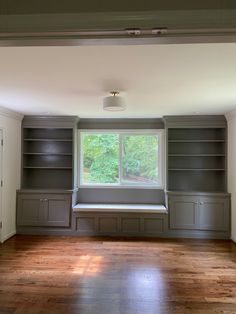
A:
[[44, 199, 48, 202]]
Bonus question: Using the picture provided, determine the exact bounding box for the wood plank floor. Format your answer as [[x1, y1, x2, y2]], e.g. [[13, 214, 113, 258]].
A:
[[0, 236, 236, 314]]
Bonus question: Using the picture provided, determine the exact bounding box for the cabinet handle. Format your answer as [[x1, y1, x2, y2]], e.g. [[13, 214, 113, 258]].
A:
[[194, 202, 198, 204], [44, 199, 48, 202]]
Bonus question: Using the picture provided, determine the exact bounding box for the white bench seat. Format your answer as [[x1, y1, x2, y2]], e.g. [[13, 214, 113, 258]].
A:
[[73, 203, 167, 214]]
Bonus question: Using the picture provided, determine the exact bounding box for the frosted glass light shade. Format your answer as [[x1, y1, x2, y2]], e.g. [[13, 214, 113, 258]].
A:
[[103, 95, 126, 111]]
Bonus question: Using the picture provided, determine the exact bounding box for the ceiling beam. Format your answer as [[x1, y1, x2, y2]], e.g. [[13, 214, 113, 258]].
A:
[[1, 9, 236, 46]]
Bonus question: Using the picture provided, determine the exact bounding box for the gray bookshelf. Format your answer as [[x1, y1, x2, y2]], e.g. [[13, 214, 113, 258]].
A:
[[17, 116, 79, 233], [167, 127, 226, 192], [164, 116, 230, 238], [22, 128, 74, 189]]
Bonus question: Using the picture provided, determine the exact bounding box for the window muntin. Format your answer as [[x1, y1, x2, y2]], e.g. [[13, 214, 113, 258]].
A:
[[80, 130, 164, 188]]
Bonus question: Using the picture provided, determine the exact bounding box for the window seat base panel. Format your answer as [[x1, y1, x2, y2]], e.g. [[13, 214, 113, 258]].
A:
[[73, 210, 168, 236]]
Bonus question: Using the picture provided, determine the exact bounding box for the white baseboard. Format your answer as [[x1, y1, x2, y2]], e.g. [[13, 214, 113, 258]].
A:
[[231, 235, 236, 243], [1, 230, 16, 243]]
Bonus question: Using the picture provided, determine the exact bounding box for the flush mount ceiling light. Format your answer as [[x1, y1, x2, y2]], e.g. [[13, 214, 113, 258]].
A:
[[103, 91, 126, 111]]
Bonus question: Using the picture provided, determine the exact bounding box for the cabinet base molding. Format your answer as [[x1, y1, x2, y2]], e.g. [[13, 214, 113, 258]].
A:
[[15, 228, 230, 239]]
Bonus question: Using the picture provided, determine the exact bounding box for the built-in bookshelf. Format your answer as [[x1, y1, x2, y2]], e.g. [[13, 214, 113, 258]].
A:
[[167, 127, 226, 192], [22, 124, 77, 189]]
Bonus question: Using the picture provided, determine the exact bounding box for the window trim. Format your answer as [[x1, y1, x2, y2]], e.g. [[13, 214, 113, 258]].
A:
[[78, 129, 165, 189]]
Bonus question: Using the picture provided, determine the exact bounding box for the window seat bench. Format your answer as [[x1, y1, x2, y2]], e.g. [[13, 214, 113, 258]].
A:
[[73, 203, 168, 236], [73, 203, 167, 214]]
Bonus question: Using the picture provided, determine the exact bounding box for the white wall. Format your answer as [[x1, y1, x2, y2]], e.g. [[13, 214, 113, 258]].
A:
[[226, 110, 236, 243], [0, 106, 22, 243]]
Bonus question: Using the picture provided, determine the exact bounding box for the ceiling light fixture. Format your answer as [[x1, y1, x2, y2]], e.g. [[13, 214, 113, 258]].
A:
[[103, 91, 126, 111]]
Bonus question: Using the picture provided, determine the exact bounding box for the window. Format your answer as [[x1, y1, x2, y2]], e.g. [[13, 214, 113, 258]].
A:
[[79, 130, 164, 188]]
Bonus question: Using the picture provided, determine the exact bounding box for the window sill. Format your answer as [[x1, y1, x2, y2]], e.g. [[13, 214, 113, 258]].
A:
[[79, 185, 164, 190]]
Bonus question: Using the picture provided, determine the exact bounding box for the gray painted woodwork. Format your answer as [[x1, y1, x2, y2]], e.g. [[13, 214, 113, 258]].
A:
[[74, 212, 168, 236], [79, 118, 164, 130], [2, 1, 236, 15], [78, 118, 165, 205], [2, 5, 236, 46], [21, 116, 79, 190], [164, 116, 227, 193], [164, 116, 227, 128], [16, 114, 231, 239], [198, 197, 230, 231], [168, 193, 230, 232], [17, 192, 72, 228], [22, 116, 79, 128], [17, 195, 43, 226], [164, 115, 230, 237], [78, 188, 165, 205], [44, 195, 71, 227], [16, 116, 79, 232], [169, 196, 199, 230]]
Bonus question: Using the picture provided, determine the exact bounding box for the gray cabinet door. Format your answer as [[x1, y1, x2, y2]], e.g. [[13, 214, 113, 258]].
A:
[[199, 197, 229, 231], [17, 194, 44, 226], [169, 196, 199, 230], [43, 194, 71, 227]]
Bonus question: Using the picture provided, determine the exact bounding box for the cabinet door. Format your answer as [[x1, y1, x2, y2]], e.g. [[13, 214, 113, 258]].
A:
[[43, 194, 71, 227], [199, 197, 229, 231], [169, 196, 199, 230], [17, 194, 44, 226]]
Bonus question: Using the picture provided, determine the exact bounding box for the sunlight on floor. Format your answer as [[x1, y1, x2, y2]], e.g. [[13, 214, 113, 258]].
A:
[[72, 255, 104, 276]]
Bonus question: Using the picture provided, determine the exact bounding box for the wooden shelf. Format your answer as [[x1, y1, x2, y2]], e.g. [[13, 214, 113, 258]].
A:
[[168, 169, 225, 171], [168, 154, 225, 157], [23, 167, 72, 169], [168, 140, 225, 143], [23, 153, 72, 156], [24, 139, 72, 142]]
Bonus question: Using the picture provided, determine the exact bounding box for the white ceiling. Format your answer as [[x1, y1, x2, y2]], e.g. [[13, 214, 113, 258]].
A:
[[0, 43, 236, 118]]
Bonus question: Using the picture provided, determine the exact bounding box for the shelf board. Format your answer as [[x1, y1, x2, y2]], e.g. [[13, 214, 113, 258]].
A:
[[24, 139, 72, 142], [168, 154, 225, 157], [23, 153, 72, 156], [168, 168, 225, 171], [168, 140, 225, 143], [23, 167, 72, 169]]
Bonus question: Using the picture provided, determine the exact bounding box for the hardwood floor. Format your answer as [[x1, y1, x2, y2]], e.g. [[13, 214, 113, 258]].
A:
[[0, 236, 236, 314]]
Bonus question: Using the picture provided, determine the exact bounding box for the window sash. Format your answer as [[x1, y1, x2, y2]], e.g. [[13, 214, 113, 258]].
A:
[[79, 129, 165, 189]]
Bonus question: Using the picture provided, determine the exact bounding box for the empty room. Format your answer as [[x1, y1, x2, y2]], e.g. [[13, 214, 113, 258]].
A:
[[0, 1, 236, 314]]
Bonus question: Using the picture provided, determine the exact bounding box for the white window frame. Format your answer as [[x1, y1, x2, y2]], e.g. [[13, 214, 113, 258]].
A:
[[78, 129, 165, 189]]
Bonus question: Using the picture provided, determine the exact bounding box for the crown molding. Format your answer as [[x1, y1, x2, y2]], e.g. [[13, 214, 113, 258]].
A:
[[225, 109, 236, 122], [0, 105, 23, 121], [163, 115, 226, 128]]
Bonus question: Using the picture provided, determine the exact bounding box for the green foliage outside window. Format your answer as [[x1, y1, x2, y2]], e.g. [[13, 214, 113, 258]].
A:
[[82, 133, 159, 185], [82, 134, 119, 184]]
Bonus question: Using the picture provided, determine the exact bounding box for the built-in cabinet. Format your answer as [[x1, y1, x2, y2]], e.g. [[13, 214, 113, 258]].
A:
[[17, 192, 71, 227], [164, 116, 230, 238], [16, 116, 79, 234], [169, 193, 230, 232], [16, 115, 231, 238]]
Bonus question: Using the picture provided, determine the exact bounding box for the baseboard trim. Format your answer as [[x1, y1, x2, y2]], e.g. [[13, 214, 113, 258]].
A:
[[1, 230, 16, 243], [231, 235, 236, 243], [16, 229, 231, 239]]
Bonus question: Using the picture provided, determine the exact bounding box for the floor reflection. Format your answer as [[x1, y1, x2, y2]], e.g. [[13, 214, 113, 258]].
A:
[[72, 255, 103, 276], [126, 267, 164, 296]]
